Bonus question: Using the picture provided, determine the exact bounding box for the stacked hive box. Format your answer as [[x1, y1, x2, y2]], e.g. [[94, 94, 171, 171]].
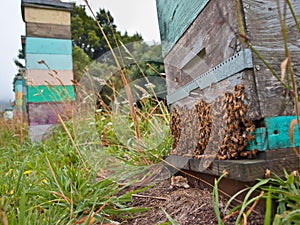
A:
[[13, 75, 23, 117], [156, 0, 300, 160], [21, 0, 74, 141]]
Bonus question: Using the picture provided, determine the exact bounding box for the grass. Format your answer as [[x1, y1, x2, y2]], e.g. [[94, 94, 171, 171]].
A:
[[214, 170, 300, 225], [0, 116, 158, 224]]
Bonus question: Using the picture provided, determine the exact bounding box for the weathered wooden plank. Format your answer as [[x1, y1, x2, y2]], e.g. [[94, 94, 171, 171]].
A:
[[243, 0, 300, 117], [27, 85, 75, 103], [26, 53, 72, 70], [156, 0, 209, 56], [164, 1, 261, 119], [26, 22, 71, 39], [24, 7, 71, 25], [26, 37, 72, 55], [258, 148, 300, 160], [164, 0, 238, 92], [166, 153, 299, 182], [26, 69, 73, 86], [27, 102, 72, 126], [264, 116, 300, 149], [28, 124, 57, 142]]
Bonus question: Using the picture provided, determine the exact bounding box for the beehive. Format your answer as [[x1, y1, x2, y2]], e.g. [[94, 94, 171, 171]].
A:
[[156, 0, 300, 161], [21, 0, 74, 141]]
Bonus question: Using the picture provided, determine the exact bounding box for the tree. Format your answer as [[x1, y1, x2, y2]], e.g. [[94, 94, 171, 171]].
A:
[[72, 46, 91, 81], [71, 5, 143, 60], [71, 6, 100, 59]]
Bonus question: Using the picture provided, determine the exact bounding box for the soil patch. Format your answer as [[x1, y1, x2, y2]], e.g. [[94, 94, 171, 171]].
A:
[[119, 177, 265, 225]]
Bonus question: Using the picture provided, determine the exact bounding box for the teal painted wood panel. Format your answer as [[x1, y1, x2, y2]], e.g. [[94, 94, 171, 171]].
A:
[[246, 116, 300, 151], [156, 0, 209, 56], [26, 53, 72, 70], [27, 85, 75, 103], [15, 80, 23, 92], [265, 116, 300, 149], [26, 37, 72, 55]]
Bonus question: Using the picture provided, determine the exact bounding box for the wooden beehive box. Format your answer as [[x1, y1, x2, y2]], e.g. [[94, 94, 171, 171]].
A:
[[156, 0, 300, 167], [21, 0, 74, 141]]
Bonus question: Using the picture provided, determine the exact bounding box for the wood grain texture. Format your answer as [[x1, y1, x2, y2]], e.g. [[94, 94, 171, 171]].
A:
[[26, 53, 72, 70], [24, 7, 71, 25], [25, 37, 72, 55], [243, 0, 300, 117], [156, 0, 209, 56], [27, 85, 75, 103], [165, 154, 300, 182], [26, 70, 73, 86], [26, 23, 71, 39], [164, 0, 239, 92], [164, 1, 261, 119], [28, 102, 72, 126]]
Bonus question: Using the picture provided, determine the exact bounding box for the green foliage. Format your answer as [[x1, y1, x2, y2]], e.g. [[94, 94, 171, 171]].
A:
[[71, 5, 143, 60], [214, 170, 300, 225], [94, 97, 172, 166], [71, 5, 100, 58], [212, 173, 227, 225], [72, 46, 91, 81], [90, 41, 165, 108], [161, 207, 178, 225], [0, 126, 149, 224], [261, 171, 300, 224]]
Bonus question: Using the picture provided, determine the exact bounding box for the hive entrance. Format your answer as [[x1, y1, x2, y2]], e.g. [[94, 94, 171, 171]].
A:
[[170, 84, 257, 162]]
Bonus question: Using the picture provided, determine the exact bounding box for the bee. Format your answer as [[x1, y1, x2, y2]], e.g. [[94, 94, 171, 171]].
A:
[[231, 152, 238, 158], [240, 151, 248, 157], [217, 155, 227, 160]]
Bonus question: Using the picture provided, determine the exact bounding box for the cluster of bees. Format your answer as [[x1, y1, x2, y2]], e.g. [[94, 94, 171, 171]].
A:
[[170, 84, 257, 160]]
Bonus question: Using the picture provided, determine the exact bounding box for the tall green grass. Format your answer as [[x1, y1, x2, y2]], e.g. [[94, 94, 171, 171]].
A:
[[0, 121, 151, 224]]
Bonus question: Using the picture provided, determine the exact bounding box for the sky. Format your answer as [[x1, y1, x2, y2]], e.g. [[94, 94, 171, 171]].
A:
[[0, 0, 161, 107]]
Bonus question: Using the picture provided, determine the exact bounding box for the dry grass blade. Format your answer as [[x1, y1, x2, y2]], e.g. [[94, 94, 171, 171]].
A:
[[83, 0, 141, 142], [132, 194, 169, 201], [72, 197, 112, 225], [46, 157, 71, 204], [289, 119, 300, 157], [222, 210, 239, 222], [242, 212, 247, 225], [246, 191, 264, 216], [276, 0, 300, 131], [45, 101, 88, 171], [281, 57, 289, 81], [0, 209, 8, 225], [286, 0, 300, 32], [56, 113, 88, 170]]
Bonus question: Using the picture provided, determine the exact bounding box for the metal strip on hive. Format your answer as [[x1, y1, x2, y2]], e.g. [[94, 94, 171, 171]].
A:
[[167, 49, 253, 104]]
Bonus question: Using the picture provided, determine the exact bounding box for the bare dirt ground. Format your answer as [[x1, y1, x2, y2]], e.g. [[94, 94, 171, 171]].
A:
[[118, 176, 265, 225]]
